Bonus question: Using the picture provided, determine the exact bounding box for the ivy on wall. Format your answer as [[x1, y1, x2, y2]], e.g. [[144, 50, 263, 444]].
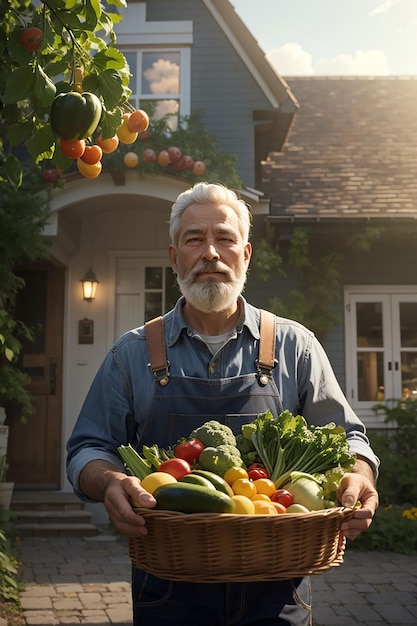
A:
[[252, 224, 384, 341]]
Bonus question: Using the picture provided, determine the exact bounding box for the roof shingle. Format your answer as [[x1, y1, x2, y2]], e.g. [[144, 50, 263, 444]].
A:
[[263, 77, 417, 221]]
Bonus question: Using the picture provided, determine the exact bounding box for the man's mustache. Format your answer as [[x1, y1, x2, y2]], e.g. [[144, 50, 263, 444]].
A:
[[189, 261, 232, 280]]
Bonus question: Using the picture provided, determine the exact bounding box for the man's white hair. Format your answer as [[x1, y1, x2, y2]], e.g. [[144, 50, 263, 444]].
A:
[[169, 182, 252, 245]]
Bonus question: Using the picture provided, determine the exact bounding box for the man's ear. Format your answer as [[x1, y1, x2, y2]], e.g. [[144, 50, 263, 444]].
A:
[[244, 242, 252, 266], [168, 245, 177, 273]]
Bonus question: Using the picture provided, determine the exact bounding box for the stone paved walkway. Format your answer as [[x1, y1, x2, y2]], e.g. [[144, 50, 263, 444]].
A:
[[16, 530, 417, 625]]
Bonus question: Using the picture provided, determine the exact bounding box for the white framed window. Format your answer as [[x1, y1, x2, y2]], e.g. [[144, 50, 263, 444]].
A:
[[124, 48, 190, 131], [110, 255, 180, 340], [345, 286, 417, 425]]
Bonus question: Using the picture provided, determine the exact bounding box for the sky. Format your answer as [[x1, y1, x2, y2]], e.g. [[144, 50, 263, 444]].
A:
[[232, 0, 417, 76]]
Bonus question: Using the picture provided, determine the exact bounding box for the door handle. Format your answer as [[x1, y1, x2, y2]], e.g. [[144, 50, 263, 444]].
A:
[[50, 358, 57, 395]]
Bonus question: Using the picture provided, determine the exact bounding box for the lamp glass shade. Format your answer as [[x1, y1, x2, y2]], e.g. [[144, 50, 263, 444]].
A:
[[81, 267, 99, 301]]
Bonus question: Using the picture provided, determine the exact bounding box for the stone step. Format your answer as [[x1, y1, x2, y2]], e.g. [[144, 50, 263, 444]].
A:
[[11, 490, 99, 537], [11, 490, 84, 511], [16, 522, 99, 537], [14, 508, 93, 525]]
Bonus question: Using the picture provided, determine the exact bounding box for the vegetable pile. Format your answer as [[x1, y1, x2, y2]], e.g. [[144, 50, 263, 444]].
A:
[[118, 411, 356, 516]]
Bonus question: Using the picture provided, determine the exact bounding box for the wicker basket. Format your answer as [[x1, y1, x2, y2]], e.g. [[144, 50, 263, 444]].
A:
[[129, 506, 353, 582]]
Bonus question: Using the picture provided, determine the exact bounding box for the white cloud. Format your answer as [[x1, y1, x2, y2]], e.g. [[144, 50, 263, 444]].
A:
[[369, 0, 401, 16], [266, 43, 314, 76], [315, 50, 390, 75], [266, 44, 390, 76]]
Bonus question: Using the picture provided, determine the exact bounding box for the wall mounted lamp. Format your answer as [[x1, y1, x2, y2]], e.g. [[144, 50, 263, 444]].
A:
[[81, 267, 99, 302]]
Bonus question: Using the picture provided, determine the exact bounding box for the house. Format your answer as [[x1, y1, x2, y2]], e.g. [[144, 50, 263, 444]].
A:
[[6, 0, 298, 495], [258, 76, 417, 430]]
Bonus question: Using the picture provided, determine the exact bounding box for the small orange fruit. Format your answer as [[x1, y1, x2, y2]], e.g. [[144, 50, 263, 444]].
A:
[[127, 109, 149, 133], [193, 160, 206, 175], [124, 151, 139, 168], [231, 478, 256, 498], [156, 150, 170, 167], [251, 493, 271, 502], [116, 120, 138, 145], [97, 133, 119, 154], [76, 158, 102, 178], [140, 472, 177, 494], [253, 478, 276, 497], [223, 467, 249, 485], [253, 500, 278, 515], [231, 495, 255, 515]]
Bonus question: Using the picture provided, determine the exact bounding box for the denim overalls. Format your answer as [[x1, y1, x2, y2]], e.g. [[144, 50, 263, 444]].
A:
[[132, 316, 312, 626]]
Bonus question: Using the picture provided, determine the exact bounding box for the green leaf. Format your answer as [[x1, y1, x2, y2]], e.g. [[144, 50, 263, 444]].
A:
[[99, 106, 123, 138], [5, 120, 35, 147], [33, 64, 57, 107], [4, 347, 14, 362], [2, 65, 36, 105], [92, 47, 127, 71], [26, 124, 55, 162], [97, 69, 123, 109], [84, 0, 100, 31], [4, 155, 22, 189]]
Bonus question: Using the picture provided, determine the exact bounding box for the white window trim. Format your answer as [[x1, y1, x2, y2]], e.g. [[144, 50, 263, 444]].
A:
[[124, 47, 191, 118], [115, 4, 193, 45], [106, 250, 171, 346], [344, 285, 417, 428]]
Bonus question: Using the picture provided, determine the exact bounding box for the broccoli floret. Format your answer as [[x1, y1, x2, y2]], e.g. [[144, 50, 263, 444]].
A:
[[190, 420, 237, 448], [235, 433, 259, 467], [198, 444, 243, 476]]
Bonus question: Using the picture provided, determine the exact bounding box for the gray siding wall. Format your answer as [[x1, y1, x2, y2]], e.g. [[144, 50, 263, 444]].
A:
[[146, 0, 273, 187]]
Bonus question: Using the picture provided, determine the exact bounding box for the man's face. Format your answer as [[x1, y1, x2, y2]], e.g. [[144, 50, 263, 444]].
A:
[[169, 203, 252, 313]]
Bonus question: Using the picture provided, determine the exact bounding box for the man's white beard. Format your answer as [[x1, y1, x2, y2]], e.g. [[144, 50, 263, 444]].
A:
[[176, 261, 247, 313]]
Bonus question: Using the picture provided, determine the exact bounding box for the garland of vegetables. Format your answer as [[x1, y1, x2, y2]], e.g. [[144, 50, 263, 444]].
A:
[[118, 410, 356, 516]]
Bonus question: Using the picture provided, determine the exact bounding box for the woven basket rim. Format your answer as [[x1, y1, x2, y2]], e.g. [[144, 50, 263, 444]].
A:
[[128, 505, 353, 582]]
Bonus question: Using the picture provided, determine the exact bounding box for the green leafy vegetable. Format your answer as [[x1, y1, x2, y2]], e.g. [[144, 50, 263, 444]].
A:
[[245, 410, 356, 497]]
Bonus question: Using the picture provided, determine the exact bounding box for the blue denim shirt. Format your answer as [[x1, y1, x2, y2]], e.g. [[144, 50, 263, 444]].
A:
[[66, 297, 379, 498]]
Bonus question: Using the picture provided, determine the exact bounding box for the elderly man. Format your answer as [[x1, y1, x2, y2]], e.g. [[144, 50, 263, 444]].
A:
[[67, 182, 379, 626]]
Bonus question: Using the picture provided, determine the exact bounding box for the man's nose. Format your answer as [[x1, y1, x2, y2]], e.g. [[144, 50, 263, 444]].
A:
[[202, 243, 220, 261]]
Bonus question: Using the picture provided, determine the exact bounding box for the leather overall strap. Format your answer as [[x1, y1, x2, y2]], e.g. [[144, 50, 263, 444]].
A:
[[145, 309, 276, 384]]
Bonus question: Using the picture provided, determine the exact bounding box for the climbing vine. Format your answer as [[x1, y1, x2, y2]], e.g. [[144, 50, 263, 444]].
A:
[[252, 224, 384, 341]]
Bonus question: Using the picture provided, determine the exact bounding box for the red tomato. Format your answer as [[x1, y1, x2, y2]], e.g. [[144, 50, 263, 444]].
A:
[[42, 169, 58, 183], [174, 438, 205, 465], [158, 458, 192, 480], [21, 27, 43, 52], [247, 463, 269, 477], [247, 468, 269, 481], [270, 489, 294, 508], [80, 144, 102, 165], [60, 139, 86, 159]]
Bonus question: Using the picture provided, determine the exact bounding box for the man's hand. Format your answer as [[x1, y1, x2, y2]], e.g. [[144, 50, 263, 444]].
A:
[[79, 460, 156, 537], [336, 459, 379, 540]]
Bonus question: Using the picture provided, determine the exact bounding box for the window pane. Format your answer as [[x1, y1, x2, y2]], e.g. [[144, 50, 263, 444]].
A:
[[145, 267, 162, 290], [400, 303, 417, 347], [142, 52, 180, 95], [357, 352, 385, 401], [356, 302, 383, 348], [401, 353, 417, 399], [145, 293, 162, 322]]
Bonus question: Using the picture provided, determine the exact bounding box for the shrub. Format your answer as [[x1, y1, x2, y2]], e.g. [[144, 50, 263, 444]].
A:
[[369, 398, 417, 506], [349, 505, 417, 555]]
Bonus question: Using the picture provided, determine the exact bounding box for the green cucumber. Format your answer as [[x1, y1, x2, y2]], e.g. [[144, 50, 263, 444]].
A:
[[154, 483, 234, 514], [192, 470, 234, 497], [180, 474, 216, 490]]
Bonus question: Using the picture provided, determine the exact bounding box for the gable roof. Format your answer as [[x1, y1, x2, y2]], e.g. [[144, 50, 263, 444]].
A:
[[263, 76, 417, 222], [204, 0, 299, 158]]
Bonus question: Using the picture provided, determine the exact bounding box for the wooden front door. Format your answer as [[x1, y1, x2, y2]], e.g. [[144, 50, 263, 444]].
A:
[[7, 261, 65, 488]]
